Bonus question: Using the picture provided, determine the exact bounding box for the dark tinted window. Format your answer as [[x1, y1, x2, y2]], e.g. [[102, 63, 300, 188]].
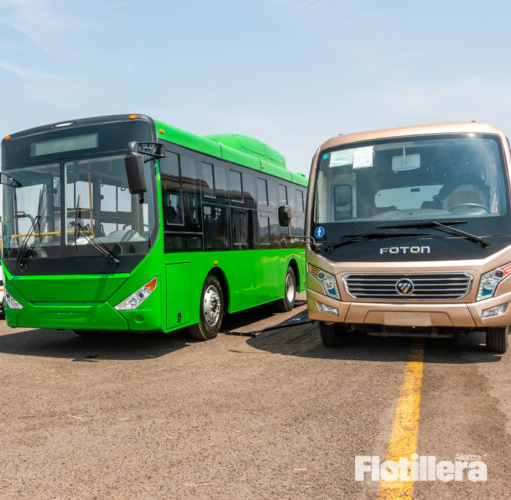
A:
[[278, 183, 288, 205], [180, 154, 201, 231], [201, 162, 215, 198], [232, 209, 253, 249], [229, 170, 243, 202], [214, 163, 229, 201], [258, 178, 268, 205], [258, 215, 271, 246], [165, 234, 202, 251], [243, 172, 256, 208], [296, 189, 305, 212], [203, 204, 230, 249], [160, 147, 202, 254], [161, 152, 183, 225]]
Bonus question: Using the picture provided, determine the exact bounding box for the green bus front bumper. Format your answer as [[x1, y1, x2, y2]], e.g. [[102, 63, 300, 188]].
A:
[[5, 300, 129, 330]]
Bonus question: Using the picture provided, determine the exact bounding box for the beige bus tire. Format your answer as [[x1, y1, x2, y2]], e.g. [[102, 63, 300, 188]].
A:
[[486, 326, 509, 354], [188, 275, 224, 341], [319, 322, 350, 347]]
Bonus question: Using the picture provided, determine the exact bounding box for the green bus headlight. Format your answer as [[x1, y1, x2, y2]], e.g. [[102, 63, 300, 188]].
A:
[[115, 277, 157, 311], [5, 291, 23, 310]]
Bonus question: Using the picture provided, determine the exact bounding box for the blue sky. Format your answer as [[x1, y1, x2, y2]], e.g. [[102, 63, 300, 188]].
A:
[[1, 0, 510, 175]]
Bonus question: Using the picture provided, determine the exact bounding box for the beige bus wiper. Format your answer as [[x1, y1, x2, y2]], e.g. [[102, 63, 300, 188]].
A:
[[324, 231, 428, 253], [378, 221, 489, 248]]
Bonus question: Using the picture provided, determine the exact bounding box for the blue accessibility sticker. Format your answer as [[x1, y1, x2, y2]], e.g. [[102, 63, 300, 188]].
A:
[[314, 226, 325, 239]]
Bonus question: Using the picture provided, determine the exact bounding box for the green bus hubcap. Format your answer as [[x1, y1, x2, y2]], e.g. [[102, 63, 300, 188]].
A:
[[203, 285, 221, 328], [286, 272, 295, 303]]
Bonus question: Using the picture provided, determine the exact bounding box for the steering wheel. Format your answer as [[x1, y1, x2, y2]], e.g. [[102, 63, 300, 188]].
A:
[[449, 203, 490, 213]]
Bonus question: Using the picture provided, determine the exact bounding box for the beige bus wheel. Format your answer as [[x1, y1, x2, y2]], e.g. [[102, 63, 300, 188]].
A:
[[188, 275, 224, 341], [319, 322, 350, 347], [486, 326, 509, 354]]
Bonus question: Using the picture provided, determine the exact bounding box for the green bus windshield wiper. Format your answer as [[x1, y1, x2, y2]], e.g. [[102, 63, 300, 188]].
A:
[[17, 188, 44, 270], [73, 195, 81, 250], [70, 220, 120, 265], [323, 231, 429, 253], [72, 195, 120, 265], [17, 215, 41, 269], [378, 221, 489, 248]]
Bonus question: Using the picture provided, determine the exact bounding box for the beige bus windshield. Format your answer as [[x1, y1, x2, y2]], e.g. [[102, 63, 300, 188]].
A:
[[314, 134, 507, 223]]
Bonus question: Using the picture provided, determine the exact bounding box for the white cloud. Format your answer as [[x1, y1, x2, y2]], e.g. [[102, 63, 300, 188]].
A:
[[0, 0, 99, 55], [0, 57, 98, 123], [0, 59, 57, 80]]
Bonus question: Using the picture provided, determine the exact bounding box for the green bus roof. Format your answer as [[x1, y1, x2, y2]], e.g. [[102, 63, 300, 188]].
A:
[[154, 119, 308, 187]]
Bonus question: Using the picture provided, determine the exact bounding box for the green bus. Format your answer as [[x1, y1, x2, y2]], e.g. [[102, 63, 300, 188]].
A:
[[1, 114, 308, 339]]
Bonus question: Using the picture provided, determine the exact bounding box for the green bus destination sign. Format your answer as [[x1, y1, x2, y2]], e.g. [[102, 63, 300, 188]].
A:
[[31, 133, 98, 157]]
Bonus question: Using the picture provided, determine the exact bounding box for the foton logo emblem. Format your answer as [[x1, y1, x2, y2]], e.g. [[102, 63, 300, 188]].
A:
[[395, 278, 414, 295], [380, 246, 431, 255]]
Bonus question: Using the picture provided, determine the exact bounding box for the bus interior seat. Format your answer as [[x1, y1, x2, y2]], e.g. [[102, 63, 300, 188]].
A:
[[96, 229, 147, 243], [421, 199, 436, 209], [441, 184, 488, 210]]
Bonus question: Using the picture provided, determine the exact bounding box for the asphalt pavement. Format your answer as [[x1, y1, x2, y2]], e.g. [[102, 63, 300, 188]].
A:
[[0, 296, 510, 499]]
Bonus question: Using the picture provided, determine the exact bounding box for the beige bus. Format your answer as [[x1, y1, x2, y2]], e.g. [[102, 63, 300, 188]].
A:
[[306, 122, 511, 353]]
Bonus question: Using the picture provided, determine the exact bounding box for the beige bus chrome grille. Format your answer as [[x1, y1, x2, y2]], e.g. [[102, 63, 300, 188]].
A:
[[342, 273, 473, 300]]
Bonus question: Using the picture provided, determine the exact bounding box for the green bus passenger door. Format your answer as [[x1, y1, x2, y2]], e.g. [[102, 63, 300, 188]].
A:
[[165, 262, 192, 330]]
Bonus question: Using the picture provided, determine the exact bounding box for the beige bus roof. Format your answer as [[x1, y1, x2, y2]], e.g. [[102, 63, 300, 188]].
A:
[[320, 122, 506, 151]]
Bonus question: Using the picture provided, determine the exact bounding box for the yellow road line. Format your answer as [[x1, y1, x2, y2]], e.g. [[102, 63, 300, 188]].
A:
[[379, 343, 425, 500]]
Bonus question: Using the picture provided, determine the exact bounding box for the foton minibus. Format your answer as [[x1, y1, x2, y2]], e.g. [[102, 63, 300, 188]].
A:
[[307, 122, 511, 353]]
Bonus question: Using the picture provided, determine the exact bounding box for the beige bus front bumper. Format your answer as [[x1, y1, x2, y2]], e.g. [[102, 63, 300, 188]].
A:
[[307, 288, 511, 329]]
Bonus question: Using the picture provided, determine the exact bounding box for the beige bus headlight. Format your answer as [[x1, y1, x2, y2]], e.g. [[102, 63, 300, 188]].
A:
[[115, 277, 157, 311], [308, 264, 340, 299], [482, 303, 508, 319], [317, 301, 339, 315], [477, 264, 511, 301]]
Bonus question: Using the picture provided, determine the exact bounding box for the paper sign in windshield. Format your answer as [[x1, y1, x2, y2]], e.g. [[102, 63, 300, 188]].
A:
[[329, 146, 374, 168], [353, 146, 374, 168], [330, 149, 354, 167]]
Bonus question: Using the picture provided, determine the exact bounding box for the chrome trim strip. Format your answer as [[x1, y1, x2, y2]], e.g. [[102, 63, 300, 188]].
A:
[[342, 273, 473, 301]]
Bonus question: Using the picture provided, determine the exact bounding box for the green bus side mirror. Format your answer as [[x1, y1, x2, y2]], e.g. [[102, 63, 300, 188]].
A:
[[124, 150, 147, 195]]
